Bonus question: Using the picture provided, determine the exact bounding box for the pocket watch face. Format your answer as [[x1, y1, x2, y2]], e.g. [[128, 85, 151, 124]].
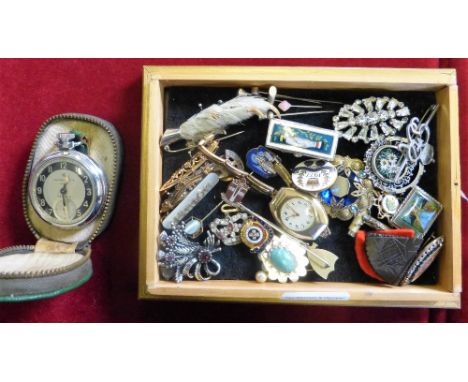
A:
[[29, 151, 107, 228], [279, 197, 315, 232]]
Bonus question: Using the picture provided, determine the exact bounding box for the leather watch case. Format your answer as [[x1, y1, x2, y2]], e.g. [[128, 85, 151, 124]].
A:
[[0, 114, 122, 301]]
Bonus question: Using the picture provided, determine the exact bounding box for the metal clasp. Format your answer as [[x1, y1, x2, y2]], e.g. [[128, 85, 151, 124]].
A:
[[57, 133, 82, 150]]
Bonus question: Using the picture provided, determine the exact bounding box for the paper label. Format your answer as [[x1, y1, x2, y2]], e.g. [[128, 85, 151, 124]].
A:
[[281, 291, 350, 301]]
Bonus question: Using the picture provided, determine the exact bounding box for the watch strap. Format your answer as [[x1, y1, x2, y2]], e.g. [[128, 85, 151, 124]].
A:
[[272, 160, 293, 187]]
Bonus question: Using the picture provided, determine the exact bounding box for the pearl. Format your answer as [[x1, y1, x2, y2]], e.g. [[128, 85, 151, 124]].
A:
[[255, 271, 268, 283]]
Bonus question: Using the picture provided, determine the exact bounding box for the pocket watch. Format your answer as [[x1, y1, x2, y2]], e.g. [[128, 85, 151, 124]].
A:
[[28, 132, 108, 229]]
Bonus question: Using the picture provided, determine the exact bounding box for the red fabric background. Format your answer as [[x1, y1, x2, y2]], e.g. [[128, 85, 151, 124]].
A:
[[0, 58, 465, 322]]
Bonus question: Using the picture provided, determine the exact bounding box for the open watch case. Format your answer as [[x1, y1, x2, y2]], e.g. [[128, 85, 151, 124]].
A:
[[0, 114, 122, 301]]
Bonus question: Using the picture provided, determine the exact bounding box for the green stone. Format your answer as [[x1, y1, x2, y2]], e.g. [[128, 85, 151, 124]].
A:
[[269, 247, 297, 273]]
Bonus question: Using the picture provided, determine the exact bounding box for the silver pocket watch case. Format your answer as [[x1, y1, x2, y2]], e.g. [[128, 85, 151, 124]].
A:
[[0, 114, 122, 301]]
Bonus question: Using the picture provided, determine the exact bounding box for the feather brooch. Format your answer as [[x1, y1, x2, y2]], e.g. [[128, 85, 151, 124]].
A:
[[161, 89, 280, 148]]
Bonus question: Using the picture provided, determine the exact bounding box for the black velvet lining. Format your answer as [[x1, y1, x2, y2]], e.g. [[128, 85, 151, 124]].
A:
[[162, 87, 439, 284]]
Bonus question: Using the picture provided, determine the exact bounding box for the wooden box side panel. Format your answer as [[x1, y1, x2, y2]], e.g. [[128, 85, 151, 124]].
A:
[[146, 280, 460, 309], [139, 68, 164, 297], [149, 66, 457, 91], [436, 85, 462, 293]]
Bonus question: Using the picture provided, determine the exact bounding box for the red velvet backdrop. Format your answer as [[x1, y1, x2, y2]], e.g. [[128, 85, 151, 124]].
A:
[[0, 58, 465, 322]]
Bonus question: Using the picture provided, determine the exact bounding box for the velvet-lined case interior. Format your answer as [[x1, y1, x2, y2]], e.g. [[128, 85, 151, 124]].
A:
[[162, 86, 439, 284]]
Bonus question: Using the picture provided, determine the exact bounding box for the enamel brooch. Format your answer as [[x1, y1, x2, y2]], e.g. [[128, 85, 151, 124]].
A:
[[390, 186, 443, 238], [239, 219, 273, 253], [364, 137, 423, 194], [265, 119, 339, 160], [364, 106, 438, 195]]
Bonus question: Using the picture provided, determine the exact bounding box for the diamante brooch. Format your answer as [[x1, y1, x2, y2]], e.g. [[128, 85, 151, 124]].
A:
[[333, 97, 410, 143]]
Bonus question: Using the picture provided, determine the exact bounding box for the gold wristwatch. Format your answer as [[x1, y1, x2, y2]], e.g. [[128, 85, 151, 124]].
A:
[[197, 135, 328, 241]]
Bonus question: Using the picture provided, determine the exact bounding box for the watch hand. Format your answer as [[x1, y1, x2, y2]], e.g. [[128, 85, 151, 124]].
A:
[[288, 206, 300, 217], [64, 198, 69, 219], [60, 182, 68, 208]]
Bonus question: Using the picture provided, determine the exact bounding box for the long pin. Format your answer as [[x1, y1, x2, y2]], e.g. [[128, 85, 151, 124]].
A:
[[259, 91, 344, 105], [276, 103, 323, 109], [267, 86, 277, 120], [184, 201, 224, 239], [200, 201, 224, 223], [221, 193, 331, 269], [420, 104, 439, 126], [164, 130, 245, 153], [280, 110, 335, 117]]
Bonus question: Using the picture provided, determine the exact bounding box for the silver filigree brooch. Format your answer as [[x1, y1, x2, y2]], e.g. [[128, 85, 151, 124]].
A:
[[158, 222, 222, 282]]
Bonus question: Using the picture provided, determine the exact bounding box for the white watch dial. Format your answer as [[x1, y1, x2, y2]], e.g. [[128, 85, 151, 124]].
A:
[[279, 197, 315, 232]]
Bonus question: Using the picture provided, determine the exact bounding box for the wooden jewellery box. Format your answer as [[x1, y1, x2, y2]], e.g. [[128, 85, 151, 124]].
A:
[[0, 114, 122, 301], [139, 66, 461, 308]]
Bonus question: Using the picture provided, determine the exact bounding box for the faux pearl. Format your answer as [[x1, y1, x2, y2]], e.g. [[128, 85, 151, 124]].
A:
[[255, 271, 268, 283]]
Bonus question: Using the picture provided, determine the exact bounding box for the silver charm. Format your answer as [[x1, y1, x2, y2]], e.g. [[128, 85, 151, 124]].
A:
[[292, 159, 338, 192], [333, 97, 410, 143], [375, 193, 400, 220], [158, 223, 222, 282]]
